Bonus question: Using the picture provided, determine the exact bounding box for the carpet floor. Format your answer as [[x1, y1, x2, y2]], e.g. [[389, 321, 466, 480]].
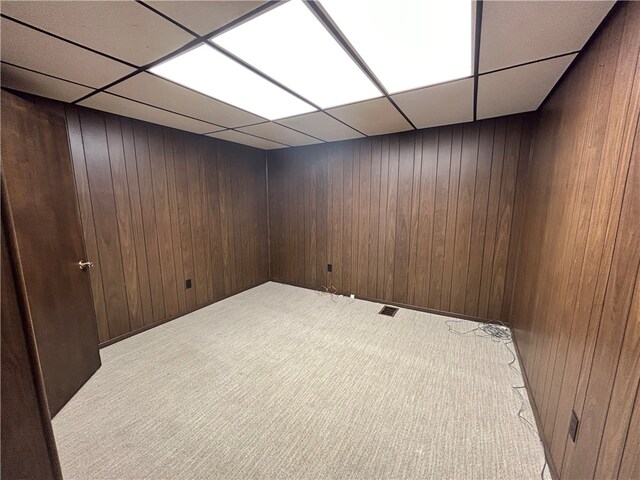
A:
[[53, 282, 548, 479]]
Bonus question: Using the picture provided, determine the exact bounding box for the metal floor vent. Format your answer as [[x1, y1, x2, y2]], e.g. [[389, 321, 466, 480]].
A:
[[379, 305, 399, 317]]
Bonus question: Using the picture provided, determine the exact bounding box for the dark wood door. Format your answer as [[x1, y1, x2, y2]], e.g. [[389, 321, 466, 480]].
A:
[[1, 90, 101, 416], [1, 198, 63, 480]]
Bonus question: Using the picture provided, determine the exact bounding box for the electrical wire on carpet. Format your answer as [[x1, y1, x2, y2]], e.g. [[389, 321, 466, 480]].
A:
[[313, 291, 547, 477], [446, 319, 550, 480], [315, 284, 355, 304]]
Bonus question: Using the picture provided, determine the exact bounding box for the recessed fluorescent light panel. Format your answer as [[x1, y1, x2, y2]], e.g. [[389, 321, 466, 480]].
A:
[[320, 0, 473, 94], [150, 44, 316, 120], [213, 0, 381, 109]]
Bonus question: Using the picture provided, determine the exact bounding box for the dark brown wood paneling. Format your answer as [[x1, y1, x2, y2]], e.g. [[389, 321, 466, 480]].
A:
[[172, 131, 197, 311], [121, 117, 155, 327], [464, 120, 494, 316], [79, 108, 131, 338], [618, 366, 640, 480], [507, 3, 640, 479], [267, 115, 530, 321], [66, 105, 269, 343], [392, 132, 414, 304], [413, 130, 437, 307], [450, 122, 479, 314], [488, 116, 523, 320], [148, 124, 180, 318], [133, 119, 166, 322], [480, 119, 507, 319], [105, 115, 144, 332], [442, 126, 463, 312], [429, 126, 452, 310]]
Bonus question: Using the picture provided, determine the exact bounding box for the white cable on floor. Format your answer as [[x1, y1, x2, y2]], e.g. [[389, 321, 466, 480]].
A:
[[316, 284, 355, 304], [446, 318, 550, 480]]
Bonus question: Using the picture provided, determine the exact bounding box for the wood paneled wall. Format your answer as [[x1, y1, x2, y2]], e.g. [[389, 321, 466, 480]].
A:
[[507, 2, 640, 478], [268, 115, 532, 322], [66, 105, 269, 344]]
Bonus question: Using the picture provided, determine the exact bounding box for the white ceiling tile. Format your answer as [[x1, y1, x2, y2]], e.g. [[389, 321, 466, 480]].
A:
[[151, 44, 316, 120], [320, 0, 473, 94], [238, 122, 321, 146], [392, 78, 474, 129], [213, 0, 381, 109], [207, 130, 285, 150], [108, 72, 264, 128], [147, 1, 267, 36], [326, 98, 412, 137], [0, 17, 134, 89], [1, 63, 93, 102], [477, 54, 577, 120], [79, 92, 223, 135], [1, 0, 194, 66], [278, 112, 364, 142], [480, 1, 614, 73]]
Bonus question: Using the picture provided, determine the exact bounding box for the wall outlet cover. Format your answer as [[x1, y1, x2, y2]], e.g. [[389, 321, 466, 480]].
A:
[[569, 410, 579, 442]]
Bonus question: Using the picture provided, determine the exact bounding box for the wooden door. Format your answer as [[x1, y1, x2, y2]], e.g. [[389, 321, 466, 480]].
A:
[[1, 90, 101, 416], [1, 197, 63, 480]]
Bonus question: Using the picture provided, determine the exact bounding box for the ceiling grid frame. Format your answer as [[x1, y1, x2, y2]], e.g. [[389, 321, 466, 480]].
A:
[[139, 0, 370, 141], [304, 0, 418, 130], [0, 0, 615, 148], [472, 0, 483, 121], [138, 0, 366, 142]]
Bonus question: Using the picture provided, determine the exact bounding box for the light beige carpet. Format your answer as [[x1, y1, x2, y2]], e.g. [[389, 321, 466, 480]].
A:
[[53, 282, 548, 479]]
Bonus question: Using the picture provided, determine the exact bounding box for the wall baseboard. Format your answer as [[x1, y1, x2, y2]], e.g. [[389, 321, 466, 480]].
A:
[[99, 280, 269, 348], [102, 277, 505, 349], [270, 278, 504, 326]]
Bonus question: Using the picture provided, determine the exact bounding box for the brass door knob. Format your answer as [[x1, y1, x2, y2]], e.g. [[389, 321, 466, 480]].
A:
[[78, 260, 95, 270]]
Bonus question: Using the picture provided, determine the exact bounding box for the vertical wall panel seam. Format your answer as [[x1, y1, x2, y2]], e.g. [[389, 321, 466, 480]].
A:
[[501, 117, 525, 324], [427, 131, 441, 304], [121, 120, 144, 327], [170, 131, 186, 303], [146, 126, 169, 315], [131, 122, 156, 322], [265, 153, 272, 280], [476, 121, 496, 315], [614, 376, 640, 478], [448, 128, 464, 311], [463, 125, 482, 314], [486, 120, 508, 319], [413, 132, 425, 303], [493, 118, 523, 319], [164, 128, 181, 306], [391, 136, 401, 300], [105, 115, 133, 332]]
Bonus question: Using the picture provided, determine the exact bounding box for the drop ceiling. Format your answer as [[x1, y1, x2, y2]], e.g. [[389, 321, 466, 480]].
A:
[[0, 0, 615, 150]]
